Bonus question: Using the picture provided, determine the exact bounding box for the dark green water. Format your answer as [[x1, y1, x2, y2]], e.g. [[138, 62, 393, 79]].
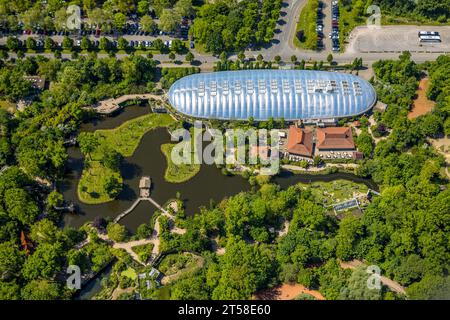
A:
[[61, 105, 377, 232]]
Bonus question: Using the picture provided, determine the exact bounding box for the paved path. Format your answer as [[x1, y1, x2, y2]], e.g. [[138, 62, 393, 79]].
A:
[[340, 260, 406, 295], [76, 200, 185, 265], [281, 162, 358, 172], [92, 93, 166, 114]]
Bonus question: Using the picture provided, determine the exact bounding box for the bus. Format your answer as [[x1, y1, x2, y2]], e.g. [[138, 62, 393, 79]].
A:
[[419, 35, 441, 43], [418, 31, 440, 37]]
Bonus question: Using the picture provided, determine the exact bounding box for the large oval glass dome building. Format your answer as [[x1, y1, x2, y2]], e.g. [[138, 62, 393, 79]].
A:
[[168, 70, 376, 121]]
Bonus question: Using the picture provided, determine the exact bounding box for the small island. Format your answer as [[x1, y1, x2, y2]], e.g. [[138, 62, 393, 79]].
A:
[[78, 113, 175, 204], [161, 143, 201, 183]]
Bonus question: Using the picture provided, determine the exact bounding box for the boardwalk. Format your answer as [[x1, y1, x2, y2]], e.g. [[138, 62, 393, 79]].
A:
[[91, 94, 167, 114], [114, 197, 168, 223]]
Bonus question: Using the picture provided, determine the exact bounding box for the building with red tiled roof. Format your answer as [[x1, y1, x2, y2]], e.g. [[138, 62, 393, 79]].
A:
[[286, 126, 314, 158], [316, 127, 355, 152]]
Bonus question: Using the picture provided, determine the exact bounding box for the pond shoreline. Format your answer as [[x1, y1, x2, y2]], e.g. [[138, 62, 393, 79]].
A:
[[61, 105, 378, 232]]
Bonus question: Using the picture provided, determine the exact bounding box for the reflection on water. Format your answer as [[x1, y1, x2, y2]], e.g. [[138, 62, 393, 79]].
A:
[[61, 126, 250, 232], [75, 262, 114, 300], [61, 105, 377, 232]]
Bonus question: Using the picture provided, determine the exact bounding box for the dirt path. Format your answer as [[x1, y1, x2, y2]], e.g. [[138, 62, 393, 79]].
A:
[[429, 136, 450, 178], [408, 78, 435, 119], [340, 260, 406, 295], [278, 220, 290, 237], [254, 283, 325, 300], [111, 287, 134, 300], [87, 200, 185, 265]]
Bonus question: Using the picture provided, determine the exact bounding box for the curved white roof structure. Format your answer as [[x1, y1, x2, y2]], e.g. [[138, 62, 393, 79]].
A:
[[168, 70, 377, 121]]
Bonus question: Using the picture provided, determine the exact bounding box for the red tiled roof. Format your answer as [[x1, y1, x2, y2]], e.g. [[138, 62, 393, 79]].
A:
[[316, 127, 355, 150], [287, 126, 314, 157]]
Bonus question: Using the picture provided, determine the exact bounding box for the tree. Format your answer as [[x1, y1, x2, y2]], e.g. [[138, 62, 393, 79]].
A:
[[171, 39, 186, 54], [159, 9, 181, 33], [104, 176, 122, 198], [117, 37, 129, 50], [0, 242, 24, 280], [356, 130, 374, 157], [54, 8, 68, 31], [99, 37, 110, 51], [80, 37, 91, 51], [212, 240, 276, 299], [335, 215, 363, 261], [30, 219, 61, 245], [169, 52, 176, 61], [78, 132, 99, 160], [339, 267, 383, 300], [0, 280, 21, 300], [327, 53, 333, 64], [107, 222, 127, 242], [313, 155, 323, 167], [274, 55, 282, 64], [6, 37, 20, 52], [185, 51, 194, 64], [174, 0, 194, 17], [62, 36, 74, 51], [21, 280, 61, 300], [140, 15, 156, 33], [114, 12, 127, 31], [22, 243, 63, 280], [44, 37, 55, 51], [46, 190, 64, 210], [26, 38, 36, 51], [67, 249, 90, 272], [152, 39, 165, 52], [291, 55, 298, 64], [101, 148, 122, 170], [137, 0, 150, 16], [4, 188, 39, 225], [238, 52, 246, 62], [257, 54, 263, 62], [407, 275, 450, 300]]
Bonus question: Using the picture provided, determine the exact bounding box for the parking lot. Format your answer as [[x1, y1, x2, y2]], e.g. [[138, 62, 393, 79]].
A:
[[349, 25, 450, 53]]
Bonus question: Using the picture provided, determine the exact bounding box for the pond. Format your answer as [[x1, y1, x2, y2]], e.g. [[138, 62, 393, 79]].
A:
[[75, 262, 114, 300], [61, 105, 377, 232]]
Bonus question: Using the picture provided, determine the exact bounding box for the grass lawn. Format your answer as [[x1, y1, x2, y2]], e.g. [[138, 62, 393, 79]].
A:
[[296, 180, 368, 206], [160, 143, 201, 183], [78, 113, 176, 204], [93, 113, 174, 158], [294, 0, 318, 50], [121, 267, 138, 281], [158, 253, 203, 277], [78, 161, 123, 204]]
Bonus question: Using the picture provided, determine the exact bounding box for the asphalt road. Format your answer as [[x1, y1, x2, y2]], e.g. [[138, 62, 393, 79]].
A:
[[1, 0, 449, 67]]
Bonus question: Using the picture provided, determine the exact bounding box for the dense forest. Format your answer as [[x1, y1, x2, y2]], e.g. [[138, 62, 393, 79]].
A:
[[0, 53, 161, 299], [140, 53, 450, 300], [190, 0, 282, 54]]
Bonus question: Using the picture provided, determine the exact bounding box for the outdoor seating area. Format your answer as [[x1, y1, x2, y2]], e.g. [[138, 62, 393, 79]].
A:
[[320, 151, 354, 159]]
